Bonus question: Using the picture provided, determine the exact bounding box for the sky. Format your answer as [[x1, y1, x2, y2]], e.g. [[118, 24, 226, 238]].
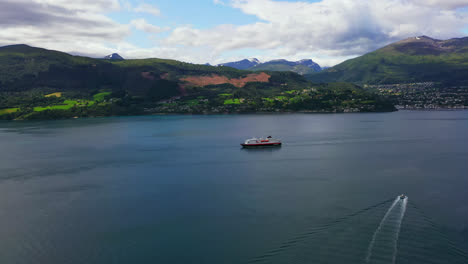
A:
[[1, 0, 468, 67]]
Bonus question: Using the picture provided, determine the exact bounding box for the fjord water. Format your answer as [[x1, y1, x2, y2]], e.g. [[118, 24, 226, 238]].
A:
[[1, 111, 468, 264]]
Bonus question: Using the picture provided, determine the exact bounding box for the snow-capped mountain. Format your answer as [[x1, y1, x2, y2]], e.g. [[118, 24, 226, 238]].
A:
[[247, 58, 260, 63], [104, 53, 124, 60], [218, 58, 260, 70], [220, 58, 322, 75], [295, 59, 322, 72]]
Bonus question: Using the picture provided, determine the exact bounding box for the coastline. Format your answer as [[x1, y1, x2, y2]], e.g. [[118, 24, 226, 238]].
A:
[[0, 108, 403, 122], [5, 108, 468, 122], [2, 109, 468, 122]]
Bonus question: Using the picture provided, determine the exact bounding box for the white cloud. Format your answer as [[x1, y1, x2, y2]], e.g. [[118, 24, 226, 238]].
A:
[[130, 19, 168, 34], [121, 46, 220, 63], [410, 0, 468, 9], [164, 0, 468, 65], [33, 0, 121, 12], [0, 0, 212, 63], [213, 0, 227, 5], [133, 3, 161, 16], [0, 0, 129, 56], [0, 0, 467, 66]]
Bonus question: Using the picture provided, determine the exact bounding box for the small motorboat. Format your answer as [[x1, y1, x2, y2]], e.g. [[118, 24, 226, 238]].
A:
[[400, 194, 406, 199], [241, 136, 282, 147]]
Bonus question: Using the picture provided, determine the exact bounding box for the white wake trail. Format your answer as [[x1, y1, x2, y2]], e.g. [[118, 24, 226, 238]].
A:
[[365, 196, 408, 264], [392, 197, 408, 264], [365, 197, 399, 262]]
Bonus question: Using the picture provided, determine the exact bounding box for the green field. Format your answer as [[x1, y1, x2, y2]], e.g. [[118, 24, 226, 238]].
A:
[[224, 99, 241, 105], [285, 90, 297, 94], [34, 105, 74, 111], [93, 92, 112, 102], [0, 108, 19, 115], [34, 100, 78, 112]]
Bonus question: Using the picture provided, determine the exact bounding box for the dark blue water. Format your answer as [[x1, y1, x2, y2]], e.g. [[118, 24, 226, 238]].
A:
[[0, 111, 467, 264]]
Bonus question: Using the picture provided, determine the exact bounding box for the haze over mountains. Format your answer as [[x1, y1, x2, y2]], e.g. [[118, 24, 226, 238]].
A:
[[218, 59, 322, 75]]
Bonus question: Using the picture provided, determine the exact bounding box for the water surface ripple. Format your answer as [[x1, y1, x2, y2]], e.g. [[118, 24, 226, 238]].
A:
[[0, 111, 467, 263]]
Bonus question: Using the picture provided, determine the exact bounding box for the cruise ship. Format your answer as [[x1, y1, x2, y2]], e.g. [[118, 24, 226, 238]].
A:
[[241, 136, 282, 147]]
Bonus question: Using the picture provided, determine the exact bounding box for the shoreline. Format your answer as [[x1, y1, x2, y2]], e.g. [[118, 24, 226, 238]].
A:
[[6, 110, 395, 121], [3, 108, 468, 122]]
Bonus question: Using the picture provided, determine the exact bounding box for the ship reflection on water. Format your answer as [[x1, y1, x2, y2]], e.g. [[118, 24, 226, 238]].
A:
[[240, 145, 282, 153]]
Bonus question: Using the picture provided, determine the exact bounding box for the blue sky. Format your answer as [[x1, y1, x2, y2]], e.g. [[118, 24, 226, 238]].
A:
[[108, 0, 262, 49], [1, 0, 467, 66], [108, 0, 327, 53]]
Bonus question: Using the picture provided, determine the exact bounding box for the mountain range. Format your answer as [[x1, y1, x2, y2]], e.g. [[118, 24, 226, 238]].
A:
[[218, 58, 322, 75], [1, 35, 467, 119], [1, 35, 466, 95], [306, 36, 468, 85]]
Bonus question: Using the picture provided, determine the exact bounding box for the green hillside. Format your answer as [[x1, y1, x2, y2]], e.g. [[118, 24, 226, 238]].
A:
[[0, 45, 395, 120], [306, 36, 468, 85], [0, 44, 244, 95]]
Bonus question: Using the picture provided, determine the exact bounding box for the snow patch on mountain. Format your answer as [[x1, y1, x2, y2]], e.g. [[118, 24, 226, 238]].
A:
[[104, 53, 124, 60], [218, 58, 261, 70]]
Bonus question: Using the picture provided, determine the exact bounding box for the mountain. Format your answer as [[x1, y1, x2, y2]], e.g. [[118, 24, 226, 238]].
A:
[[220, 58, 322, 75], [104, 53, 124, 60], [248, 59, 321, 75], [306, 36, 468, 85], [218, 58, 260, 70], [0, 44, 264, 96]]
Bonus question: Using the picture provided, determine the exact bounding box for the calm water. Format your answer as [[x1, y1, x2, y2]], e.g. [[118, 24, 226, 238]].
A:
[[0, 111, 468, 264]]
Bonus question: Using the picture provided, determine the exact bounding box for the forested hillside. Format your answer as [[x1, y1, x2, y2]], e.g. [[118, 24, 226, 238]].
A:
[[306, 36, 468, 85], [0, 45, 395, 120]]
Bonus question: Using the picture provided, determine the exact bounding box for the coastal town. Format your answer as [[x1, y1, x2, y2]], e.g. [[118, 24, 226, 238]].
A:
[[370, 83, 468, 110]]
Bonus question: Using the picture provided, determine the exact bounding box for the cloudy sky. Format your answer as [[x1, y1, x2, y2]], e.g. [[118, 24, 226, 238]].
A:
[[1, 0, 468, 66]]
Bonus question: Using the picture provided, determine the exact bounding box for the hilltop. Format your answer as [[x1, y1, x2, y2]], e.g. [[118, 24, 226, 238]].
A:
[[306, 36, 468, 85]]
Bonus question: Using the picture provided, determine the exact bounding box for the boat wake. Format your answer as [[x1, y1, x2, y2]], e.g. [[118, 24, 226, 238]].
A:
[[247, 195, 468, 264], [247, 198, 395, 264], [365, 196, 408, 264]]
